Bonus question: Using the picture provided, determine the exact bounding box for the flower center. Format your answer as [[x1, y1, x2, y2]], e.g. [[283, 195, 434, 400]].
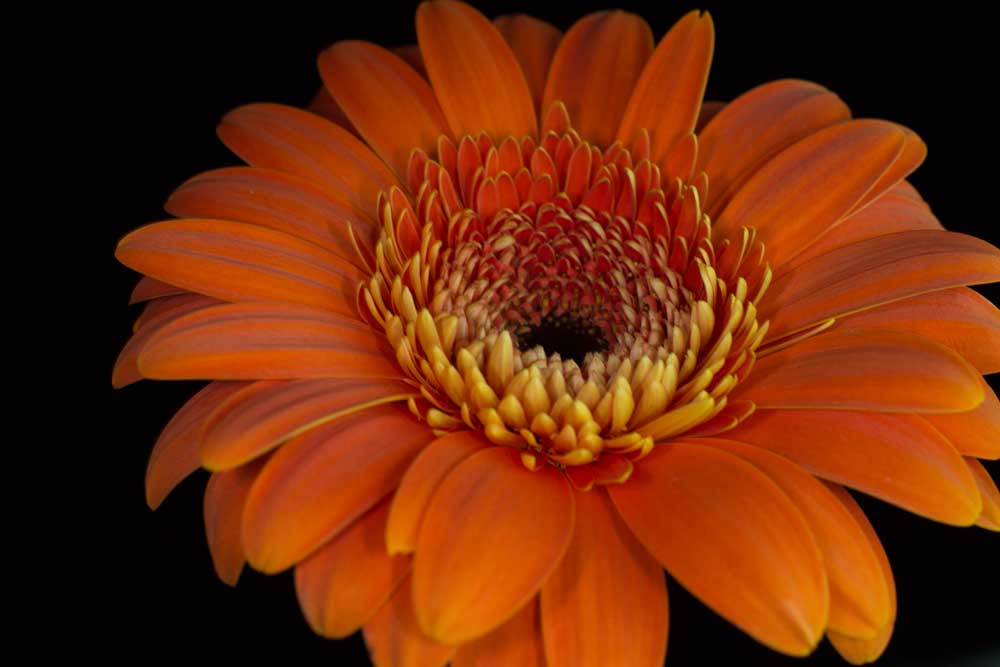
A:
[[358, 104, 770, 487]]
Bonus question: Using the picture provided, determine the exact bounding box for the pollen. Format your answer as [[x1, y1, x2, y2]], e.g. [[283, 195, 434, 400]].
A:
[[359, 102, 771, 487]]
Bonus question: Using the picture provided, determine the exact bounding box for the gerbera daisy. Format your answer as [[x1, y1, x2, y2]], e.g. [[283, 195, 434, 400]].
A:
[[113, 2, 1000, 665]]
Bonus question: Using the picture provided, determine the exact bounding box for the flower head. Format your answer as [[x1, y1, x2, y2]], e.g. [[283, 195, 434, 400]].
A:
[[115, 2, 1000, 665]]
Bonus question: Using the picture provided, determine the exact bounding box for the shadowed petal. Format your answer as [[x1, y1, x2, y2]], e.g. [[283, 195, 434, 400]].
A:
[[145, 381, 250, 509], [965, 458, 1000, 531], [413, 447, 574, 644], [727, 409, 982, 525], [242, 404, 435, 573], [295, 498, 411, 638], [363, 577, 455, 667], [417, 0, 537, 140], [116, 219, 364, 315], [138, 302, 401, 381], [385, 430, 489, 555], [741, 329, 983, 413], [494, 14, 561, 113], [609, 442, 828, 657], [218, 103, 400, 216], [926, 377, 1000, 459], [543, 11, 653, 147], [203, 457, 267, 586], [201, 377, 417, 470], [541, 488, 668, 667], [825, 484, 896, 664], [617, 10, 713, 163], [319, 41, 451, 179], [453, 599, 546, 667]]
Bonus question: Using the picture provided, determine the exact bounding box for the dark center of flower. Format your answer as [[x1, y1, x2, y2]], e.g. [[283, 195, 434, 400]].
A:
[[515, 313, 608, 366]]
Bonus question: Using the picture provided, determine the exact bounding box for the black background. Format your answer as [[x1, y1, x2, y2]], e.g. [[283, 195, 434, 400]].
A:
[[102, 1, 1000, 664]]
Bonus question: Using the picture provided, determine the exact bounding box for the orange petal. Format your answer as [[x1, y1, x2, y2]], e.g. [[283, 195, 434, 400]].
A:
[[834, 287, 1000, 374], [617, 10, 714, 163], [217, 103, 399, 216], [698, 439, 890, 638], [494, 14, 562, 113], [715, 120, 906, 268], [116, 219, 363, 315], [966, 458, 1000, 531], [541, 489, 668, 667], [925, 377, 1000, 459], [242, 404, 434, 573], [145, 382, 250, 510], [698, 80, 850, 215], [307, 86, 356, 133], [452, 598, 546, 667], [385, 430, 489, 555], [740, 329, 983, 413], [416, 0, 537, 140], [363, 576, 455, 667], [201, 377, 418, 470], [129, 276, 185, 304], [138, 302, 401, 381], [203, 457, 266, 586], [825, 484, 896, 664], [318, 41, 451, 179], [726, 409, 982, 525], [114, 294, 220, 388], [790, 185, 942, 266], [847, 127, 926, 217], [609, 442, 828, 656], [412, 446, 574, 644], [762, 229, 1000, 340], [165, 166, 375, 265], [542, 11, 653, 147], [393, 45, 427, 78], [695, 99, 725, 132], [295, 498, 410, 638]]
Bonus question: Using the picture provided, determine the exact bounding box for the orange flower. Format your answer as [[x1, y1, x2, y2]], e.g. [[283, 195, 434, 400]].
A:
[[114, 2, 1000, 665]]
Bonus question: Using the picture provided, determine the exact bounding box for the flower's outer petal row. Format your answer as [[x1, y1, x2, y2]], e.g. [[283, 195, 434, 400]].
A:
[[218, 103, 401, 216], [824, 484, 896, 664], [166, 166, 377, 266], [393, 45, 428, 78], [727, 409, 982, 525], [413, 447, 574, 644], [926, 377, 1000, 459], [541, 488, 668, 667], [965, 456, 1000, 531], [789, 184, 941, 266], [851, 128, 926, 217], [199, 377, 417, 471], [715, 120, 909, 268], [493, 14, 562, 114], [698, 439, 890, 638], [542, 10, 654, 148], [242, 404, 435, 573], [452, 599, 547, 667], [966, 458, 1000, 530], [307, 86, 357, 134], [617, 10, 713, 163], [116, 219, 363, 316], [698, 80, 851, 216], [114, 294, 221, 388], [319, 41, 451, 180], [295, 498, 410, 638], [416, 0, 537, 140], [695, 99, 725, 132], [834, 287, 1000, 375], [203, 457, 267, 586], [385, 430, 489, 555], [129, 276, 186, 304], [609, 442, 829, 657], [145, 381, 250, 510], [363, 576, 456, 667], [138, 302, 402, 381], [761, 230, 1000, 340], [741, 329, 983, 413]]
